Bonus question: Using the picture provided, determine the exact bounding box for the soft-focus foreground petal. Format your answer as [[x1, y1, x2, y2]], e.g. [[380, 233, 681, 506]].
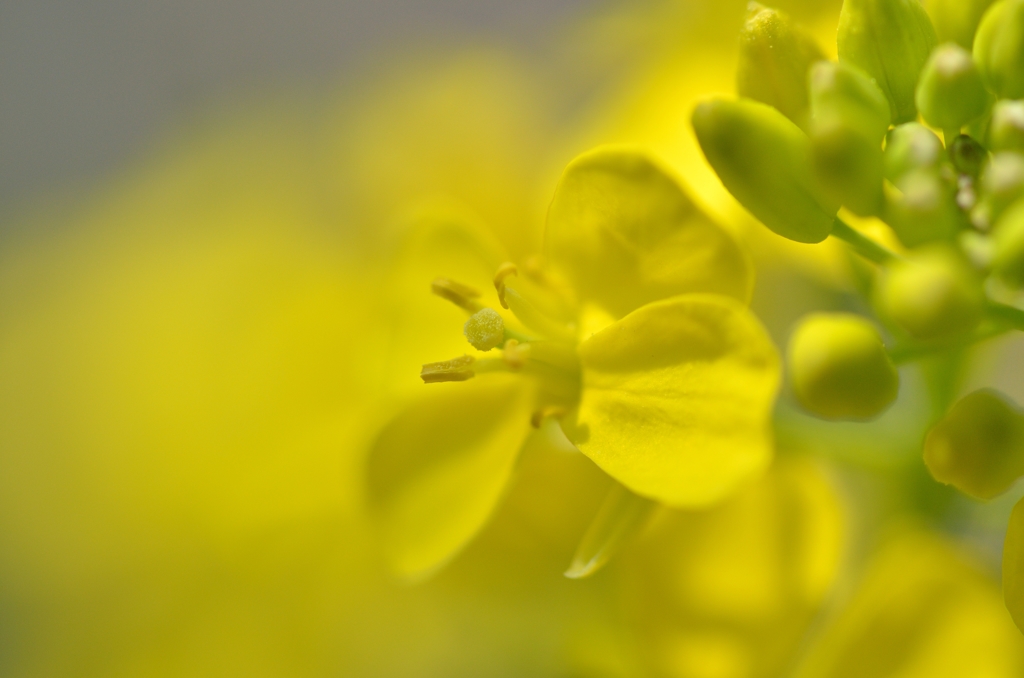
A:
[[545, 147, 751, 319], [366, 376, 532, 579], [795, 528, 1024, 678], [619, 458, 845, 678], [564, 294, 780, 507]]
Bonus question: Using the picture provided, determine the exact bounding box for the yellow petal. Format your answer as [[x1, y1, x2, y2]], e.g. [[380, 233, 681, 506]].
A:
[[545, 147, 752, 319], [564, 294, 780, 507], [366, 375, 531, 579]]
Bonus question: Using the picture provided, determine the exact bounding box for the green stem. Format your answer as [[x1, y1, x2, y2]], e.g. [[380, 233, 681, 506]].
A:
[[888, 325, 1007, 365], [830, 218, 898, 265]]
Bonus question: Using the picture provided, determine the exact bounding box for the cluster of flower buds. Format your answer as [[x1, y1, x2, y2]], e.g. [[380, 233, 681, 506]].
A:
[[694, 0, 1024, 629]]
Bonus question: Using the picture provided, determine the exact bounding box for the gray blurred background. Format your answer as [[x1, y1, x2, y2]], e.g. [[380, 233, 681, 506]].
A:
[[0, 0, 592, 217]]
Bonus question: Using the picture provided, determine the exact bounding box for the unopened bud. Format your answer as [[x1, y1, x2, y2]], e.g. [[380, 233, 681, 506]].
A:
[[838, 0, 938, 124], [788, 313, 899, 421], [884, 123, 945, 181], [876, 245, 984, 340], [949, 134, 988, 178], [924, 389, 1024, 500], [809, 61, 889, 216], [916, 43, 992, 132], [927, 0, 998, 49], [989, 100, 1024, 152], [883, 169, 962, 246], [737, 4, 825, 129], [992, 198, 1024, 285], [693, 97, 838, 243], [463, 308, 506, 351], [974, 151, 1024, 228], [974, 0, 1024, 99]]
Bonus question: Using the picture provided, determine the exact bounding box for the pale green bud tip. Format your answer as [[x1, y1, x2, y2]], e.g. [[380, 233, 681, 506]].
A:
[[737, 3, 824, 128], [876, 246, 984, 340], [990, 100, 1024, 152], [692, 97, 836, 244], [463, 308, 505, 351], [915, 43, 991, 131], [974, 0, 1024, 99], [837, 0, 938, 123], [788, 313, 899, 421], [884, 123, 944, 181], [924, 390, 1024, 500]]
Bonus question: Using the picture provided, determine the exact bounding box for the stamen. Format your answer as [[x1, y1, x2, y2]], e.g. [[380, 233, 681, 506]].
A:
[[421, 355, 475, 383], [531, 406, 567, 428], [432, 278, 483, 313], [493, 262, 519, 309]]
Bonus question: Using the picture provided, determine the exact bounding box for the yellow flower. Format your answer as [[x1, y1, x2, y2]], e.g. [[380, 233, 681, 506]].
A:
[[366, 146, 780, 579]]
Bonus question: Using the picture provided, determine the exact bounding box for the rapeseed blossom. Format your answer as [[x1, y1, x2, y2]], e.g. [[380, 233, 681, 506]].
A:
[[366, 147, 780, 578]]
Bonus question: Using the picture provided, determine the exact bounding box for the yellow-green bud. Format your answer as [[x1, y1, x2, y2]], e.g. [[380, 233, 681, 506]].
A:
[[916, 43, 993, 132], [927, 0, 996, 49], [992, 198, 1024, 285], [884, 123, 945, 181], [989, 100, 1024, 152], [809, 61, 890, 216], [788, 313, 899, 420], [883, 169, 962, 246], [1004, 495, 1024, 633], [693, 97, 838, 243], [838, 0, 939, 124], [974, 0, 1024, 99], [974, 151, 1024, 227], [924, 389, 1024, 500], [876, 245, 984, 339], [737, 4, 826, 130], [810, 61, 892, 142], [463, 307, 505, 351]]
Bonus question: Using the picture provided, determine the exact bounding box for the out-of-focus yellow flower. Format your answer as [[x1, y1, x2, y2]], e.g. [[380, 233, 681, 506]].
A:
[[794, 527, 1024, 677], [619, 457, 845, 678], [366, 147, 781, 579]]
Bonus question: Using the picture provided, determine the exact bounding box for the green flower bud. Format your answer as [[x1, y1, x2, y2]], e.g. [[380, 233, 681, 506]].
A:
[[809, 62, 890, 216], [811, 123, 886, 217], [992, 198, 1024, 285], [883, 169, 962, 246], [949, 134, 988, 178], [838, 0, 939, 124], [463, 307, 505, 351], [884, 123, 945, 181], [737, 4, 825, 130], [989, 99, 1024, 152], [788, 313, 899, 420], [973, 151, 1024, 227], [924, 389, 1024, 500], [693, 97, 838, 244], [876, 245, 984, 340], [810, 61, 892, 142], [926, 0, 996, 49], [916, 43, 992, 132], [974, 0, 1024, 99]]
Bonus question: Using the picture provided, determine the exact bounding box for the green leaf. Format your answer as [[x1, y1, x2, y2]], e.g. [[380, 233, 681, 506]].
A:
[[545, 147, 752, 319], [366, 375, 532, 579], [564, 294, 780, 507]]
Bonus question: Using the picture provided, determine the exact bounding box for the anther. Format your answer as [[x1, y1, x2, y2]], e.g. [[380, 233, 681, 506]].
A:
[[420, 355, 475, 383], [431, 278, 483, 313], [531, 406, 567, 428], [493, 262, 519, 309]]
